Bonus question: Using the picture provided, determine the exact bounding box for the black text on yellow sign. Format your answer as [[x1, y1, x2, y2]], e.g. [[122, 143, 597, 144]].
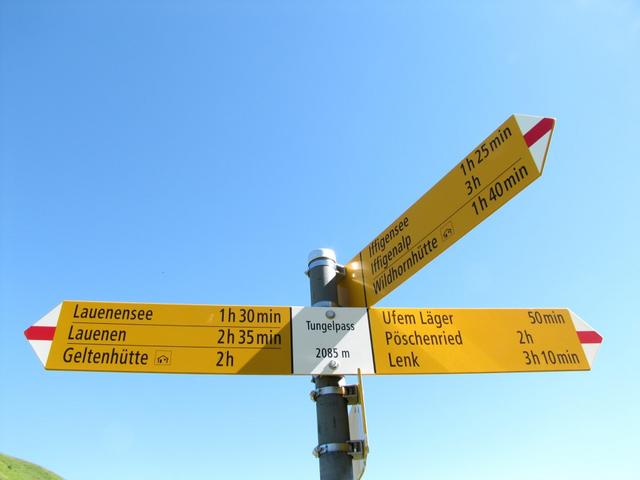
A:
[[46, 302, 293, 374], [28, 302, 599, 375], [368, 308, 589, 374], [340, 115, 555, 307]]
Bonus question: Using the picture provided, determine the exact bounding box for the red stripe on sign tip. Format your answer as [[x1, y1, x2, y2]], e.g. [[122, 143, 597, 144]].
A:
[[523, 117, 555, 147], [24, 326, 56, 341], [577, 330, 603, 344]]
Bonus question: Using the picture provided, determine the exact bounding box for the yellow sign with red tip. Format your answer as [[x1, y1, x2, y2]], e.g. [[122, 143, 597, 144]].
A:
[[339, 115, 555, 307]]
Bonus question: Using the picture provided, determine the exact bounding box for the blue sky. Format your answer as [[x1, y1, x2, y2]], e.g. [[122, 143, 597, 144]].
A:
[[1, 1, 639, 478]]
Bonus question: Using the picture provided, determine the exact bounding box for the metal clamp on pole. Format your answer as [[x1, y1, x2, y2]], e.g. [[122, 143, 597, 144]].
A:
[[310, 385, 360, 405], [313, 441, 367, 460], [305, 256, 345, 279]]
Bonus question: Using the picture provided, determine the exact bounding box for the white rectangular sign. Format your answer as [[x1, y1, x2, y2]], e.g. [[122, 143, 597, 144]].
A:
[[291, 307, 375, 375]]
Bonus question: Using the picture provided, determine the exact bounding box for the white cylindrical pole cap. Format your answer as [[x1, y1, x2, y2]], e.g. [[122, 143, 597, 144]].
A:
[[307, 248, 337, 265]]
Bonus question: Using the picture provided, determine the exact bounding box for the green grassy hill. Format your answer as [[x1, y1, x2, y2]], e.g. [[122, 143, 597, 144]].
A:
[[0, 454, 63, 480]]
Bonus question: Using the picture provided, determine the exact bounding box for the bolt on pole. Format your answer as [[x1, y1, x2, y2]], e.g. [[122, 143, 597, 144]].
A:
[[307, 248, 354, 480]]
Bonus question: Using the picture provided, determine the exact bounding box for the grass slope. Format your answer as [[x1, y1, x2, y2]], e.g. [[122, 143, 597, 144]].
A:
[[0, 454, 63, 480]]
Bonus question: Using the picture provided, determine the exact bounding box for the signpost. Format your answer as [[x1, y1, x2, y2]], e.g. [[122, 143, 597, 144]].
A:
[[24, 301, 293, 375], [368, 308, 601, 374], [25, 303, 601, 376], [339, 114, 555, 307], [23, 114, 603, 480]]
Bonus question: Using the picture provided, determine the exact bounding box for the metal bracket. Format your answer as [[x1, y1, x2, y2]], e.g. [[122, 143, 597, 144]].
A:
[[304, 262, 346, 278], [309, 384, 359, 405], [312, 441, 367, 460], [347, 440, 367, 460]]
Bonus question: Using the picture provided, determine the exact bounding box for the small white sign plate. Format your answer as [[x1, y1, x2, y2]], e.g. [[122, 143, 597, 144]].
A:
[[291, 307, 374, 375]]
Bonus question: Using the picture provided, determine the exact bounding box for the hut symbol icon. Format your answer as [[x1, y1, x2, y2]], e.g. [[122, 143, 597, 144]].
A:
[[155, 350, 172, 365]]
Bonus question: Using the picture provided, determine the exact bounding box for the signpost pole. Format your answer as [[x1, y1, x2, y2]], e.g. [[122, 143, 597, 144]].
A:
[[308, 249, 353, 480]]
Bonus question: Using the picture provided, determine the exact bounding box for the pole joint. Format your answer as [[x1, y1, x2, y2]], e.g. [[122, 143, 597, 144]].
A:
[[312, 441, 367, 460], [309, 385, 359, 405], [305, 258, 345, 279]]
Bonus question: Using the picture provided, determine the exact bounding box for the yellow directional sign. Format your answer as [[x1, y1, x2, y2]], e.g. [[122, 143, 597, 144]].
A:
[[27, 301, 293, 374], [368, 308, 600, 374], [339, 114, 555, 307], [26, 303, 602, 375]]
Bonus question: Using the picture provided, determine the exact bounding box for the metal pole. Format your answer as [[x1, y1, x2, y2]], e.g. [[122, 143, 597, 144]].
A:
[[308, 248, 353, 480]]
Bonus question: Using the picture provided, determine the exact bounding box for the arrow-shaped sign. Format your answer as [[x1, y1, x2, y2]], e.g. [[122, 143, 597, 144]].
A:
[[339, 114, 555, 307], [25, 302, 601, 375], [24, 302, 294, 375], [368, 307, 602, 374]]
